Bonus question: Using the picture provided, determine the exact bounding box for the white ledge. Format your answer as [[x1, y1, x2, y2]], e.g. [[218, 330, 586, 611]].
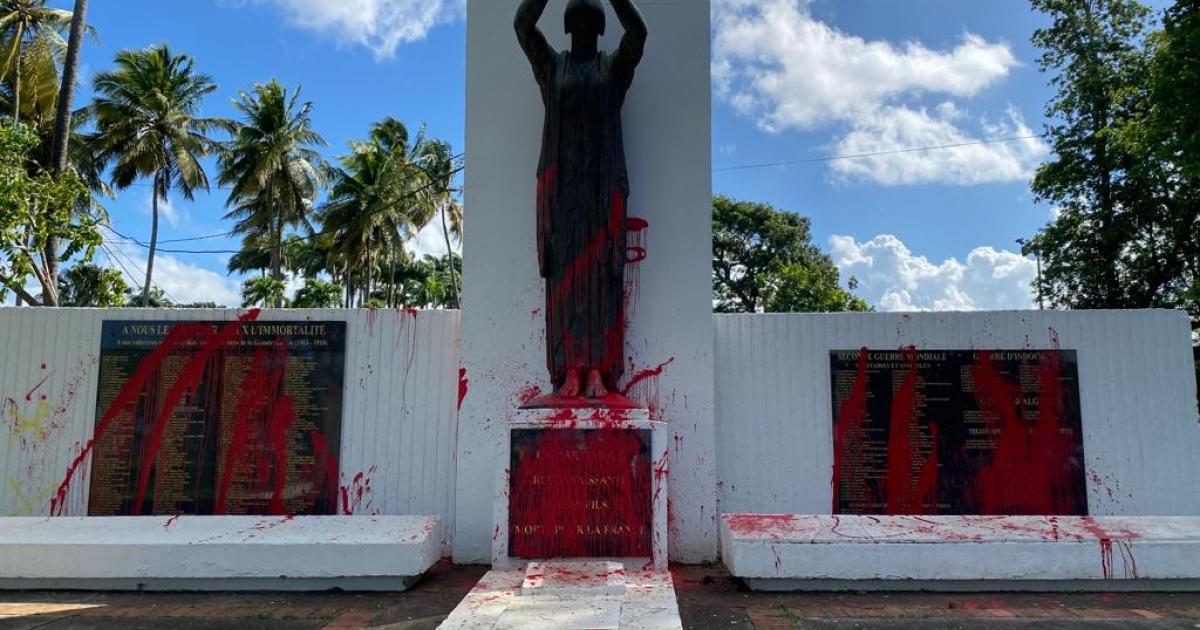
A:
[[0, 515, 442, 591], [721, 514, 1200, 591]]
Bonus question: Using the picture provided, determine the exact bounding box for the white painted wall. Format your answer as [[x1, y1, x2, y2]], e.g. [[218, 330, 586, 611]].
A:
[[0, 309, 461, 550], [458, 0, 716, 563], [714, 311, 1200, 519], [2, 308, 1196, 563]]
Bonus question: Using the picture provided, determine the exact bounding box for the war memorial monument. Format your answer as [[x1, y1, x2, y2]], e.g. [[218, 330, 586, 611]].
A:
[[0, 0, 1199, 628]]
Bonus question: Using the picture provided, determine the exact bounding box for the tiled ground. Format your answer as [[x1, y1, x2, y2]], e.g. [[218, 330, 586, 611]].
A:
[[2, 564, 1199, 629]]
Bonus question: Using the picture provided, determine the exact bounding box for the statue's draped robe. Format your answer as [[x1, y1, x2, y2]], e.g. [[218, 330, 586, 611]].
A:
[[531, 50, 636, 387]]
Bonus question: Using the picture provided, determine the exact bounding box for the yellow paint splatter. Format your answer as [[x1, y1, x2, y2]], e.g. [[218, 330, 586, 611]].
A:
[[7, 478, 54, 517]]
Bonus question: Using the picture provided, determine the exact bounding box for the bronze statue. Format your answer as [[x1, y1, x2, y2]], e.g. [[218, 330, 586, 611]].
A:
[[516, 0, 647, 405]]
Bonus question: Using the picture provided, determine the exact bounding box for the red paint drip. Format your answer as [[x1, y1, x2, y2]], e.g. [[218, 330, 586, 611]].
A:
[[885, 347, 938, 515], [51, 311, 262, 516], [972, 350, 1079, 515], [340, 466, 377, 515], [458, 368, 470, 411], [832, 348, 870, 512]]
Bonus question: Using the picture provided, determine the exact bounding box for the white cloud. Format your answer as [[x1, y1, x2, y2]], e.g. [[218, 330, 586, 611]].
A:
[[141, 194, 188, 229], [408, 217, 461, 260], [831, 234, 1037, 312], [830, 105, 1049, 186], [713, 0, 1016, 131], [713, 0, 1047, 185], [234, 0, 464, 59]]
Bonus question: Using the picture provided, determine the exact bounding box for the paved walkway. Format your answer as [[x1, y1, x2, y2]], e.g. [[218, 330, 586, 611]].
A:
[[2, 564, 1199, 629]]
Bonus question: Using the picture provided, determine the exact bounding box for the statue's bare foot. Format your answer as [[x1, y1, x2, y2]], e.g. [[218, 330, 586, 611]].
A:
[[584, 369, 608, 399], [557, 369, 582, 398]]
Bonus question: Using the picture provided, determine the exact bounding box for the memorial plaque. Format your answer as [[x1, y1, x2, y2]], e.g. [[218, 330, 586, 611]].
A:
[[831, 349, 1087, 516], [87, 320, 345, 516], [509, 429, 653, 559]]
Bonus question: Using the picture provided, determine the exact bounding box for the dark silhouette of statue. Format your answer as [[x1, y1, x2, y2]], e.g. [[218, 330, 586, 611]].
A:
[[516, 0, 647, 405]]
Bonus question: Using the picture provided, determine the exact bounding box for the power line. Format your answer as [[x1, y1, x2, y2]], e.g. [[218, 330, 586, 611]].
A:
[[160, 231, 235, 244], [101, 161, 466, 256], [713, 134, 1045, 172], [100, 239, 181, 305], [101, 224, 240, 254]]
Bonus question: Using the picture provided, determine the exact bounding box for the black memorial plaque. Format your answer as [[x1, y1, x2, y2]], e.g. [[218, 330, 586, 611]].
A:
[[87, 320, 345, 516], [509, 428, 653, 559], [831, 349, 1087, 516]]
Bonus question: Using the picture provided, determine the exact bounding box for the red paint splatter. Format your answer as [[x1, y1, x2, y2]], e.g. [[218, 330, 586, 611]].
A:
[[620, 358, 675, 397], [885, 347, 938, 515], [340, 466, 377, 515], [24, 371, 53, 402], [832, 348, 870, 512], [458, 368, 470, 411], [724, 514, 798, 540], [509, 429, 653, 559], [972, 350, 1082, 515], [214, 339, 299, 516], [51, 312, 260, 515]]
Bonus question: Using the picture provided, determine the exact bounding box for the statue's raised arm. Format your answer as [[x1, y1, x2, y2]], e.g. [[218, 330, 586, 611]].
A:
[[515, 0, 555, 83], [610, 0, 648, 87]]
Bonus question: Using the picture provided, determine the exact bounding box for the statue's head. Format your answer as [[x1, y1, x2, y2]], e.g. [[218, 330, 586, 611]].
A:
[[565, 0, 606, 38]]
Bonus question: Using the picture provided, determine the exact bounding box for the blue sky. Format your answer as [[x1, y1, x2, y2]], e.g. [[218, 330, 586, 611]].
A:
[[46, 0, 1169, 309]]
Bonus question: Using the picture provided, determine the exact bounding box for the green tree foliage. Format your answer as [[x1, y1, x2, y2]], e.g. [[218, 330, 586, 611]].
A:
[[416, 140, 463, 305], [712, 195, 868, 313], [1028, 0, 1197, 323], [291, 277, 342, 309], [0, 120, 98, 304], [320, 118, 435, 307], [88, 45, 224, 306], [380, 253, 461, 310], [57, 262, 126, 306], [220, 80, 326, 305], [240, 276, 286, 308], [0, 0, 73, 123]]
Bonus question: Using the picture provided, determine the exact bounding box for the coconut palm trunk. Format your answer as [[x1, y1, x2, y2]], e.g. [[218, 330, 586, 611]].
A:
[[42, 0, 90, 307], [142, 172, 161, 307], [440, 205, 460, 306], [9, 25, 23, 123], [51, 0, 88, 171]]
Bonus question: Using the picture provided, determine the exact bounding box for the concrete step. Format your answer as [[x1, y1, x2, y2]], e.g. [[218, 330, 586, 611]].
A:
[[439, 562, 681, 629], [722, 514, 1200, 591], [0, 515, 442, 591]]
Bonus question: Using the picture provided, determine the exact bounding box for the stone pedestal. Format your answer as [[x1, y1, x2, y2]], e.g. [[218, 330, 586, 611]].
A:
[[493, 408, 668, 570]]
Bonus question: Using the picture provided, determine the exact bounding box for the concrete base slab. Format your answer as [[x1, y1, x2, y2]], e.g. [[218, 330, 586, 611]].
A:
[[498, 595, 622, 630], [743, 578, 1200, 593], [722, 514, 1200, 591], [0, 576, 421, 592], [522, 561, 627, 596], [439, 567, 681, 629], [0, 515, 441, 592]]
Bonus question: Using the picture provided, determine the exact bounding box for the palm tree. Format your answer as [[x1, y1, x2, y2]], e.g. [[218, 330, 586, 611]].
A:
[[320, 118, 430, 307], [0, 0, 76, 123], [219, 80, 325, 307], [50, 0, 87, 172], [416, 140, 463, 305], [89, 45, 224, 306]]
